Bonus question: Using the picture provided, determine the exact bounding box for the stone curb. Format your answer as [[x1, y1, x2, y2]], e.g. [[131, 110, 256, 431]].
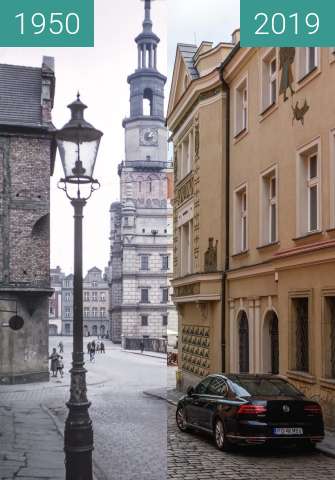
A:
[[42, 404, 108, 480], [142, 391, 335, 459]]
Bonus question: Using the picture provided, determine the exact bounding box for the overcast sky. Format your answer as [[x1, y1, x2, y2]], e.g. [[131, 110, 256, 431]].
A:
[[0, 0, 239, 275]]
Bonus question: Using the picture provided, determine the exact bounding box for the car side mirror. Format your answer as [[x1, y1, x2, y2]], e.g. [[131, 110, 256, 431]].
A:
[[187, 386, 194, 396]]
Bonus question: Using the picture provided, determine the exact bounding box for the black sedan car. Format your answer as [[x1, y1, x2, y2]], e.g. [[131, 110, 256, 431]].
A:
[[176, 374, 324, 451]]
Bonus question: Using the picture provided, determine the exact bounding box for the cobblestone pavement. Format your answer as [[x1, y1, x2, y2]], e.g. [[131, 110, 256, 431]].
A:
[[167, 404, 335, 480], [0, 337, 169, 480]]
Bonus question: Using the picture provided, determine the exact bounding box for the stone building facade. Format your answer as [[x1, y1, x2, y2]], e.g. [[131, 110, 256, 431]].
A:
[[109, 0, 177, 348], [49, 266, 65, 336], [0, 57, 56, 384], [62, 267, 109, 337]]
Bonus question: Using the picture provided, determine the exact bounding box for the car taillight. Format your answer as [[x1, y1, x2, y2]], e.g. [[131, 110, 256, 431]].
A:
[[237, 405, 267, 415], [304, 404, 322, 415]]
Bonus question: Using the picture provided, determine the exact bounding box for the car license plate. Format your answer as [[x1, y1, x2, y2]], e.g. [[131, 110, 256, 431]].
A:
[[273, 428, 303, 435]]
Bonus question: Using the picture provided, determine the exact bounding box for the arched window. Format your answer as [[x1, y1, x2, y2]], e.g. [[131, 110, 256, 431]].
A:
[[143, 88, 153, 116]]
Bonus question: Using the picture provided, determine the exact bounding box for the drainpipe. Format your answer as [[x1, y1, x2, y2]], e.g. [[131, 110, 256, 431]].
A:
[[219, 69, 230, 374]]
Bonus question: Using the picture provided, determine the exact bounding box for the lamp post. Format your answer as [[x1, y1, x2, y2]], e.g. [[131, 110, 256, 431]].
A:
[[56, 94, 103, 480]]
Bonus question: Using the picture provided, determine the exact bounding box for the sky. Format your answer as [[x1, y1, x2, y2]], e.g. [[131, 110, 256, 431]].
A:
[[0, 0, 240, 275]]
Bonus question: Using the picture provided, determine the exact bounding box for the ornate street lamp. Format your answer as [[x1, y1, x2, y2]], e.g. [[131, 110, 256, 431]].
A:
[[56, 93, 103, 480]]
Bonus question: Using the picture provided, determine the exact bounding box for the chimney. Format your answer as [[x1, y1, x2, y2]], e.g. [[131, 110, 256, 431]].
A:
[[41, 56, 55, 125], [232, 28, 240, 45]]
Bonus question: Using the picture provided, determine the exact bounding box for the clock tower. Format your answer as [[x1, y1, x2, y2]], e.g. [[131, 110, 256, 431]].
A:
[[109, 0, 177, 347]]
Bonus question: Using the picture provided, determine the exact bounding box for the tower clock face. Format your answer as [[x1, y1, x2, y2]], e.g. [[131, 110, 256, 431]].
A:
[[140, 128, 158, 146]]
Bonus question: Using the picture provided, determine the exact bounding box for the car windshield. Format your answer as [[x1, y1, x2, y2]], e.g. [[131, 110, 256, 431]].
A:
[[229, 377, 304, 398]]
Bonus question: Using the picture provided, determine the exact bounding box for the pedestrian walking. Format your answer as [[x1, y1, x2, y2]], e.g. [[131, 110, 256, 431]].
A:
[[58, 341, 64, 354], [96, 341, 101, 354], [90, 342, 96, 362], [140, 340, 144, 354], [100, 342, 105, 354], [87, 342, 91, 354], [49, 348, 60, 377], [56, 356, 64, 378]]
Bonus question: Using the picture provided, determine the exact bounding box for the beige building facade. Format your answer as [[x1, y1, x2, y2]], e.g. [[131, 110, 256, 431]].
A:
[[169, 39, 335, 428]]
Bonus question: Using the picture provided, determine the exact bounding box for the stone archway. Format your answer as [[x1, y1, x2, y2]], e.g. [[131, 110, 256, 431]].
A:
[[262, 310, 279, 374], [238, 311, 249, 373]]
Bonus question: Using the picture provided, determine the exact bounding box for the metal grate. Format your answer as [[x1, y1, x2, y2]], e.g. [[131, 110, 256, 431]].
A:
[[239, 312, 249, 373], [295, 298, 309, 372]]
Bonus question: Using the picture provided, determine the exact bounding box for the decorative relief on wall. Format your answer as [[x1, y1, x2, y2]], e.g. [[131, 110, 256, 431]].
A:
[[204, 238, 218, 273], [292, 99, 310, 126], [174, 282, 200, 298], [193, 115, 200, 271], [175, 175, 194, 207], [181, 324, 210, 378]]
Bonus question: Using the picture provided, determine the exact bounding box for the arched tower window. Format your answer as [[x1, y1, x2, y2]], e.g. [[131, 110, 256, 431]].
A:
[[143, 88, 153, 116]]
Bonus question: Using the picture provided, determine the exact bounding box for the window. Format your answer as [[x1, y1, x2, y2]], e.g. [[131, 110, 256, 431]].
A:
[[298, 48, 318, 79], [143, 88, 153, 116], [162, 315, 168, 326], [234, 186, 248, 253], [162, 255, 169, 270], [64, 307, 71, 318], [207, 377, 228, 397], [235, 77, 248, 135], [84, 292, 90, 301], [140, 255, 149, 271], [262, 50, 277, 110], [100, 307, 106, 318], [297, 144, 320, 235], [92, 292, 98, 301], [84, 307, 90, 318], [140, 288, 149, 303], [92, 325, 98, 336], [194, 377, 212, 395], [162, 288, 169, 303], [177, 130, 193, 181], [324, 297, 335, 379], [100, 293, 106, 302], [65, 292, 71, 302], [141, 315, 148, 326], [92, 307, 98, 317], [92, 281, 97, 288], [180, 220, 193, 276], [65, 323, 70, 334], [261, 170, 277, 244], [292, 298, 309, 372]]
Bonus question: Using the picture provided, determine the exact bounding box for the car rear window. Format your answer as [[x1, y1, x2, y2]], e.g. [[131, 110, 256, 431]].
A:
[[229, 377, 304, 398]]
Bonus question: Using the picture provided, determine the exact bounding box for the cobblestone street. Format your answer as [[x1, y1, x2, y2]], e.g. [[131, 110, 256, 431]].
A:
[[167, 404, 335, 480]]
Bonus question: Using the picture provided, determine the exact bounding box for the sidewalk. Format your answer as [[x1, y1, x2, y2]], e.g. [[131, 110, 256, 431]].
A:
[[0, 403, 65, 479], [144, 387, 335, 459], [122, 349, 167, 360]]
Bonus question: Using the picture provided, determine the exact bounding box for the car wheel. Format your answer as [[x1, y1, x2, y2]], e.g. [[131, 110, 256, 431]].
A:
[[214, 418, 233, 452], [176, 406, 189, 432]]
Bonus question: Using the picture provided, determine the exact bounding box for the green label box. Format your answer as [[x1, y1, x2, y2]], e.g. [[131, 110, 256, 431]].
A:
[[241, 0, 334, 47], [0, 0, 94, 47]]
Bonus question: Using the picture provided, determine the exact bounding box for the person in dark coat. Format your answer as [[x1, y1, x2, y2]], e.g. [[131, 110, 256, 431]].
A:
[[49, 348, 60, 377], [87, 342, 91, 354], [140, 340, 144, 354], [90, 342, 96, 362], [56, 356, 64, 378], [100, 342, 105, 354]]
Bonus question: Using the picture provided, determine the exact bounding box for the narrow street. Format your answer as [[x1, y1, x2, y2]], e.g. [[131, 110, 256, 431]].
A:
[[1, 337, 335, 480]]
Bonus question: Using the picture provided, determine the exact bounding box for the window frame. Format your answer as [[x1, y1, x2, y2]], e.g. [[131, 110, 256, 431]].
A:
[[234, 184, 248, 254], [234, 75, 249, 137], [261, 48, 278, 113], [140, 288, 149, 304]]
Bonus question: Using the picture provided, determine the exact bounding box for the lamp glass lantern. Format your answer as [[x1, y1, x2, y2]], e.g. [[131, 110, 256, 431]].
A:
[[56, 94, 103, 185]]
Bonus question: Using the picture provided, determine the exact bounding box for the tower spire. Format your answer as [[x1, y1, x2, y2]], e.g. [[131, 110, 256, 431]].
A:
[[143, 0, 153, 32]]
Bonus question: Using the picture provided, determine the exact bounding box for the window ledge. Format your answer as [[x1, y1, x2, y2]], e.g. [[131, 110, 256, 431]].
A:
[[326, 228, 335, 234], [320, 378, 335, 390], [233, 127, 248, 142], [257, 241, 280, 251], [293, 231, 323, 242], [260, 101, 278, 120], [297, 66, 318, 85], [287, 370, 317, 385], [175, 170, 193, 189], [232, 249, 249, 258]]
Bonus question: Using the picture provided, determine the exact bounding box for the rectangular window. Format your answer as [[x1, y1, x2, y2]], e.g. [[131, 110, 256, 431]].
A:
[[65, 307, 71, 318], [262, 50, 277, 111], [141, 315, 148, 326], [162, 315, 168, 326], [234, 186, 248, 253], [292, 298, 309, 372], [92, 292, 98, 301], [297, 143, 320, 236], [84, 307, 90, 318], [141, 288, 149, 303], [235, 77, 248, 135], [162, 255, 169, 270], [92, 307, 98, 317], [65, 292, 71, 302], [100, 293, 106, 302], [299, 47, 318, 79], [162, 288, 169, 303], [180, 220, 193, 276], [100, 307, 106, 318], [261, 170, 277, 244], [140, 255, 149, 271], [178, 130, 193, 180], [84, 292, 90, 301]]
